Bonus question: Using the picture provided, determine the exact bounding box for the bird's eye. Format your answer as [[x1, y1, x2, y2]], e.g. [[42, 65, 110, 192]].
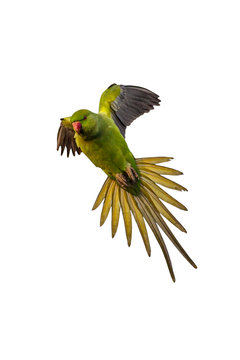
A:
[[83, 116, 87, 120]]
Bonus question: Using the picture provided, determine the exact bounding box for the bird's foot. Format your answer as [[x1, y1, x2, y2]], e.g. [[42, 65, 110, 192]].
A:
[[115, 173, 128, 188], [116, 166, 139, 189], [125, 166, 138, 183]]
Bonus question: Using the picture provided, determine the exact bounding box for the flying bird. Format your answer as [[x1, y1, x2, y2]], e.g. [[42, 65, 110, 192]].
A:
[[57, 84, 197, 281]]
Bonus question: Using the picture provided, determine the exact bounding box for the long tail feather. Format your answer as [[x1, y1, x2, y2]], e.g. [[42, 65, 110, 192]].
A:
[[112, 185, 120, 238], [137, 163, 183, 175], [127, 193, 151, 256], [140, 185, 187, 232], [92, 177, 111, 210], [141, 169, 187, 191], [136, 195, 175, 282], [139, 193, 197, 269], [93, 157, 196, 281], [119, 188, 132, 246], [141, 176, 187, 211], [136, 157, 173, 164], [100, 181, 115, 226]]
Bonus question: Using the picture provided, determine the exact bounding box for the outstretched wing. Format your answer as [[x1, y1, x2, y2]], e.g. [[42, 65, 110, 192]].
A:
[[99, 84, 160, 137], [57, 118, 81, 157]]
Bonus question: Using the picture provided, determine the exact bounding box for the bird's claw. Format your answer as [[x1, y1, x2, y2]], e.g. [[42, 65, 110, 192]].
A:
[[116, 173, 128, 188], [125, 166, 138, 183], [116, 165, 138, 189]]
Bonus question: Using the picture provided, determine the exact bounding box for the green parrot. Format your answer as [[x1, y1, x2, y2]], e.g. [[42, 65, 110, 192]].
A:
[[57, 84, 197, 281]]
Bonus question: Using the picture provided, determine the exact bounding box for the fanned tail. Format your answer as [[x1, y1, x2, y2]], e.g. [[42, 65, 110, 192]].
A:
[[92, 157, 197, 282]]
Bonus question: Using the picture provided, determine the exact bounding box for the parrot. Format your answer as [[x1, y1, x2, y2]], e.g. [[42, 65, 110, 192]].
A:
[[57, 84, 197, 281]]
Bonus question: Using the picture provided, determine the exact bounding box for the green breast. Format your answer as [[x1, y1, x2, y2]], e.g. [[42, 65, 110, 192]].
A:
[[76, 115, 134, 172]]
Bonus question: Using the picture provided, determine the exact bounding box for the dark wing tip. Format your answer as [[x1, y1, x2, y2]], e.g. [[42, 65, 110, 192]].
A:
[[57, 124, 81, 157]]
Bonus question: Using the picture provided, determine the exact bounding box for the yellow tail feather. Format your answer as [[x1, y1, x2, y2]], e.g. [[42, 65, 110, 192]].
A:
[[111, 185, 120, 238], [93, 157, 197, 281], [137, 163, 183, 175], [136, 194, 175, 281], [92, 177, 111, 210], [100, 181, 115, 226], [140, 169, 187, 191], [136, 157, 173, 164], [141, 177, 187, 211], [119, 188, 132, 246], [127, 193, 151, 256], [140, 185, 187, 232]]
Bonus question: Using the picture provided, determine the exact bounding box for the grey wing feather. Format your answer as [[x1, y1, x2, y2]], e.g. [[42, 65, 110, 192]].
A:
[[110, 85, 160, 137]]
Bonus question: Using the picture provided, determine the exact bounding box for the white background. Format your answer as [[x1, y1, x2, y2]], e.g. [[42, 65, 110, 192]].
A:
[[0, 0, 239, 359]]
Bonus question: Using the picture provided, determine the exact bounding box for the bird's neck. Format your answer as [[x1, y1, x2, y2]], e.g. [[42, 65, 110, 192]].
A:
[[81, 113, 101, 141]]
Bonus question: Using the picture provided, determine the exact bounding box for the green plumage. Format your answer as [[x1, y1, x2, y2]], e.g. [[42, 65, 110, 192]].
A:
[[57, 84, 197, 281], [72, 110, 140, 195]]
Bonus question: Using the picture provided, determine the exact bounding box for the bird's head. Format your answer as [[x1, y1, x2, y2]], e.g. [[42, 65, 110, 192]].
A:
[[69, 109, 91, 135], [61, 109, 99, 140]]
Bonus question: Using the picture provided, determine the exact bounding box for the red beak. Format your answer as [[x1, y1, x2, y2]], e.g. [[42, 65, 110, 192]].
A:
[[72, 121, 82, 133]]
